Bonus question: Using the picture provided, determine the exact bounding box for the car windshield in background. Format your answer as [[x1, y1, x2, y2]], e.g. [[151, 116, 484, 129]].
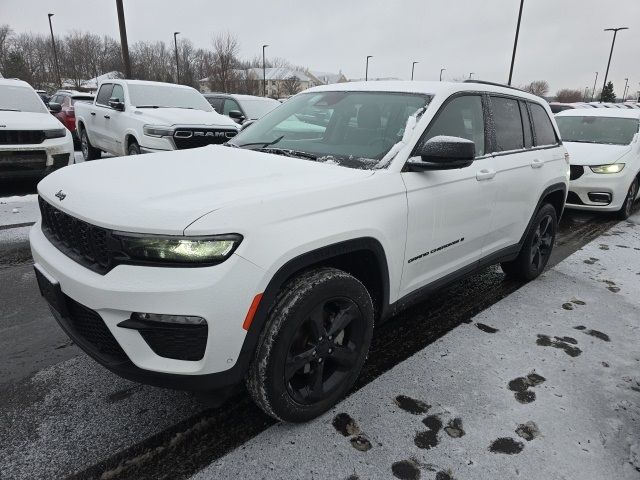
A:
[[0, 86, 48, 113], [71, 96, 94, 105], [556, 116, 639, 145], [128, 84, 213, 111], [230, 91, 431, 169], [240, 99, 280, 119]]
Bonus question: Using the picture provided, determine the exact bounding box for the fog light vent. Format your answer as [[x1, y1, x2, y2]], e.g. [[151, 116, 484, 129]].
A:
[[587, 192, 611, 204]]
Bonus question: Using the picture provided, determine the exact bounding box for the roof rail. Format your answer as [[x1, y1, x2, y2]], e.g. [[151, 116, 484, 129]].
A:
[[463, 79, 525, 93]]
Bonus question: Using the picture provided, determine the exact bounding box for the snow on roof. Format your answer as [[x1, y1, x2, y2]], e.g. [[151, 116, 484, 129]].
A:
[[82, 71, 124, 89], [309, 70, 347, 84], [556, 107, 640, 119], [246, 67, 312, 82]]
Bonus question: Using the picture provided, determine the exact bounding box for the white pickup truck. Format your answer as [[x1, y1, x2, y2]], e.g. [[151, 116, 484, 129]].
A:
[[75, 79, 239, 160]]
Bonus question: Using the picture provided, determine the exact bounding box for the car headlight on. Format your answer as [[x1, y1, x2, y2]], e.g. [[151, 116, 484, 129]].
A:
[[113, 233, 242, 265], [590, 163, 625, 174], [143, 125, 174, 137], [44, 128, 67, 139]]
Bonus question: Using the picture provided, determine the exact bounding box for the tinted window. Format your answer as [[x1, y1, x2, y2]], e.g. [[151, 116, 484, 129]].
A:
[[519, 101, 533, 148], [422, 95, 485, 156], [207, 97, 224, 112], [223, 98, 241, 115], [96, 84, 114, 105], [530, 103, 558, 146], [491, 96, 524, 152], [111, 84, 125, 103]]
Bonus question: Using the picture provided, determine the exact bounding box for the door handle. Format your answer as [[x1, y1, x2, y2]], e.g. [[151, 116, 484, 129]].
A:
[[90, 112, 95, 116], [531, 158, 544, 169], [104, 114, 110, 119], [476, 168, 496, 181]]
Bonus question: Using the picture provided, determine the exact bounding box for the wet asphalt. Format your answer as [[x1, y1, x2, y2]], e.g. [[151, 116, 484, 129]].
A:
[[0, 179, 627, 479]]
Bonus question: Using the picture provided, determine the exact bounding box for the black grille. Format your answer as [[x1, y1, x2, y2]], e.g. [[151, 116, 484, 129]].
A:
[[138, 324, 208, 361], [566, 191, 584, 205], [569, 165, 584, 181], [64, 295, 128, 362], [172, 128, 237, 149], [0, 130, 45, 145], [0, 150, 47, 172], [39, 197, 111, 273]]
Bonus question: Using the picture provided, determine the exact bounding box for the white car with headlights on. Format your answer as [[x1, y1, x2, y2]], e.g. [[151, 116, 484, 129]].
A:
[[74, 79, 238, 159], [0, 79, 74, 179], [556, 109, 640, 219]]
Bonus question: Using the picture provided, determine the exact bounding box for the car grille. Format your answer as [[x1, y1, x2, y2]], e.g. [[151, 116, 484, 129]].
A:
[[0, 130, 45, 145], [39, 196, 112, 274], [64, 295, 128, 363], [0, 150, 47, 172], [172, 128, 237, 150], [569, 165, 584, 181], [138, 324, 208, 361]]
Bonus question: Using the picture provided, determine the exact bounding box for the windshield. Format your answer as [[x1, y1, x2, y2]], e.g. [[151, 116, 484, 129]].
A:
[[556, 116, 639, 145], [230, 91, 431, 169], [0, 85, 48, 113], [71, 96, 94, 105], [128, 84, 213, 111], [240, 98, 280, 119]]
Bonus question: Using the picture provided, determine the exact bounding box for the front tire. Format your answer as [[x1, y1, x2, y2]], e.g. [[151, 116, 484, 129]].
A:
[[616, 177, 638, 220], [501, 203, 557, 281], [127, 141, 141, 156], [246, 268, 374, 423], [80, 128, 101, 161]]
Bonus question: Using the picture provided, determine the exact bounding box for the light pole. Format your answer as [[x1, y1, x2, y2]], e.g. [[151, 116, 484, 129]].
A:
[[365, 56, 373, 81], [600, 27, 629, 102], [622, 77, 629, 102], [439, 68, 446, 81], [262, 44, 268, 97], [115, 0, 131, 78], [411, 61, 418, 81], [47, 14, 61, 88], [173, 32, 180, 84], [508, 0, 525, 85], [590, 72, 598, 102]]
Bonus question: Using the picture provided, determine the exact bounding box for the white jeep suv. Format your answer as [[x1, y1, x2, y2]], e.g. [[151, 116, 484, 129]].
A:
[[30, 81, 568, 422]]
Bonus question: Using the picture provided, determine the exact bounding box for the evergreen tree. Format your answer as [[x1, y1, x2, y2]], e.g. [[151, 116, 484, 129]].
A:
[[601, 81, 616, 102]]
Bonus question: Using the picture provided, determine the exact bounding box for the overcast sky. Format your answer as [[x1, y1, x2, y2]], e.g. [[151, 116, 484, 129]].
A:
[[2, 0, 639, 96]]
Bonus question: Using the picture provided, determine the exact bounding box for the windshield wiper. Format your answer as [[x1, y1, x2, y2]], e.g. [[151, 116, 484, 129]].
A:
[[258, 147, 318, 161], [237, 135, 285, 149]]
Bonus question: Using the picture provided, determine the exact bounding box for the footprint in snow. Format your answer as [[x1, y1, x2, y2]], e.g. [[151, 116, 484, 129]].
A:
[[508, 372, 546, 404], [515, 421, 541, 441], [583, 257, 599, 265], [332, 413, 372, 452], [573, 326, 610, 342], [415, 415, 442, 450], [489, 437, 525, 454], [391, 459, 421, 480], [444, 417, 465, 438], [536, 334, 582, 357], [394, 395, 431, 415]]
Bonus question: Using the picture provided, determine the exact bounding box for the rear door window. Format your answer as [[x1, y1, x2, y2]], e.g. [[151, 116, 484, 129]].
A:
[[529, 103, 558, 146], [96, 84, 113, 106], [490, 96, 524, 152]]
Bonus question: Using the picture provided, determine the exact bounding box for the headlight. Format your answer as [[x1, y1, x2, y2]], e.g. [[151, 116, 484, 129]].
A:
[[143, 125, 174, 137], [590, 163, 625, 174], [113, 233, 242, 265], [44, 128, 67, 139]]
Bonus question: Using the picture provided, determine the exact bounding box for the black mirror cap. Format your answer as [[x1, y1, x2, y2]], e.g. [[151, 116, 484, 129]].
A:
[[408, 136, 475, 171], [49, 102, 62, 113], [228, 110, 245, 121], [109, 98, 125, 111]]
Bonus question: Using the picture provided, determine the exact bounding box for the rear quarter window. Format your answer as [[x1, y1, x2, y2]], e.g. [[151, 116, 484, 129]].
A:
[[530, 103, 558, 146]]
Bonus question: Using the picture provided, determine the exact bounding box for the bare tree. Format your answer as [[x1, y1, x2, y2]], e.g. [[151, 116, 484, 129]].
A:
[[207, 32, 240, 92], [555, 89, 583, 103], [0, 24, 13, 73], [522, 80, 549, 97], [281, 75, 301, 96]]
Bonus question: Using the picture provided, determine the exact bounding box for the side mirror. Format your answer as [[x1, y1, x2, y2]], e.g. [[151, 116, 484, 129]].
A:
[[49, 102, 62, 114], [228, 110, 245, 122], [109, 98, 125, 111], [407, 136, 475, 171], [240, 119, 256, 131]]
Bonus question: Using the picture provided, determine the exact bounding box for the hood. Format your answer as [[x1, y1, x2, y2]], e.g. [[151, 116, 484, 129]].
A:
[[0, 111, 62, 130], [133, 108, 238, 129], [38, 145, 373, 234], [564, 141, 631, 166]]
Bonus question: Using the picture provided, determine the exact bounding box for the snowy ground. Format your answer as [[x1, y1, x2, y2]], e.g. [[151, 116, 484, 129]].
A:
[[193, 214, 640, 480]]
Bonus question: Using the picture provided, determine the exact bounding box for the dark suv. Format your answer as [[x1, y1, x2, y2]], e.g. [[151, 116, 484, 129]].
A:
[[204, 93, 280, 124]]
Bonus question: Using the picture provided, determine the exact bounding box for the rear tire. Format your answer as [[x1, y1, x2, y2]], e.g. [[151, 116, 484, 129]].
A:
[[80, 128, 101, 161], [616, 177, 638, 220], [246, 267, 374, 423], [501, 203, 557, 281]]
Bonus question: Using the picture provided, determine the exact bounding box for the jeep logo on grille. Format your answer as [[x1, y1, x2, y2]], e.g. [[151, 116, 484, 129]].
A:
[[55, 190, 66, 201]]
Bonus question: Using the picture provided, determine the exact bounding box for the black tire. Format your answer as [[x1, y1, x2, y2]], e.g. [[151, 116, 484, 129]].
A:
[[616, 177, 638, 220], [246, 267, 374, 422], [501, 203, 558, 281], [127, 141, 141, 156], [80, 128, 101, 161]]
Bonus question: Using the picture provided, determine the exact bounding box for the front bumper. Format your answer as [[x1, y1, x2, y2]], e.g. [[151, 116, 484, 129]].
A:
[[30, 222, 266, 389], [566, 165, 632, 212], [0, 133, 74, 179]]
